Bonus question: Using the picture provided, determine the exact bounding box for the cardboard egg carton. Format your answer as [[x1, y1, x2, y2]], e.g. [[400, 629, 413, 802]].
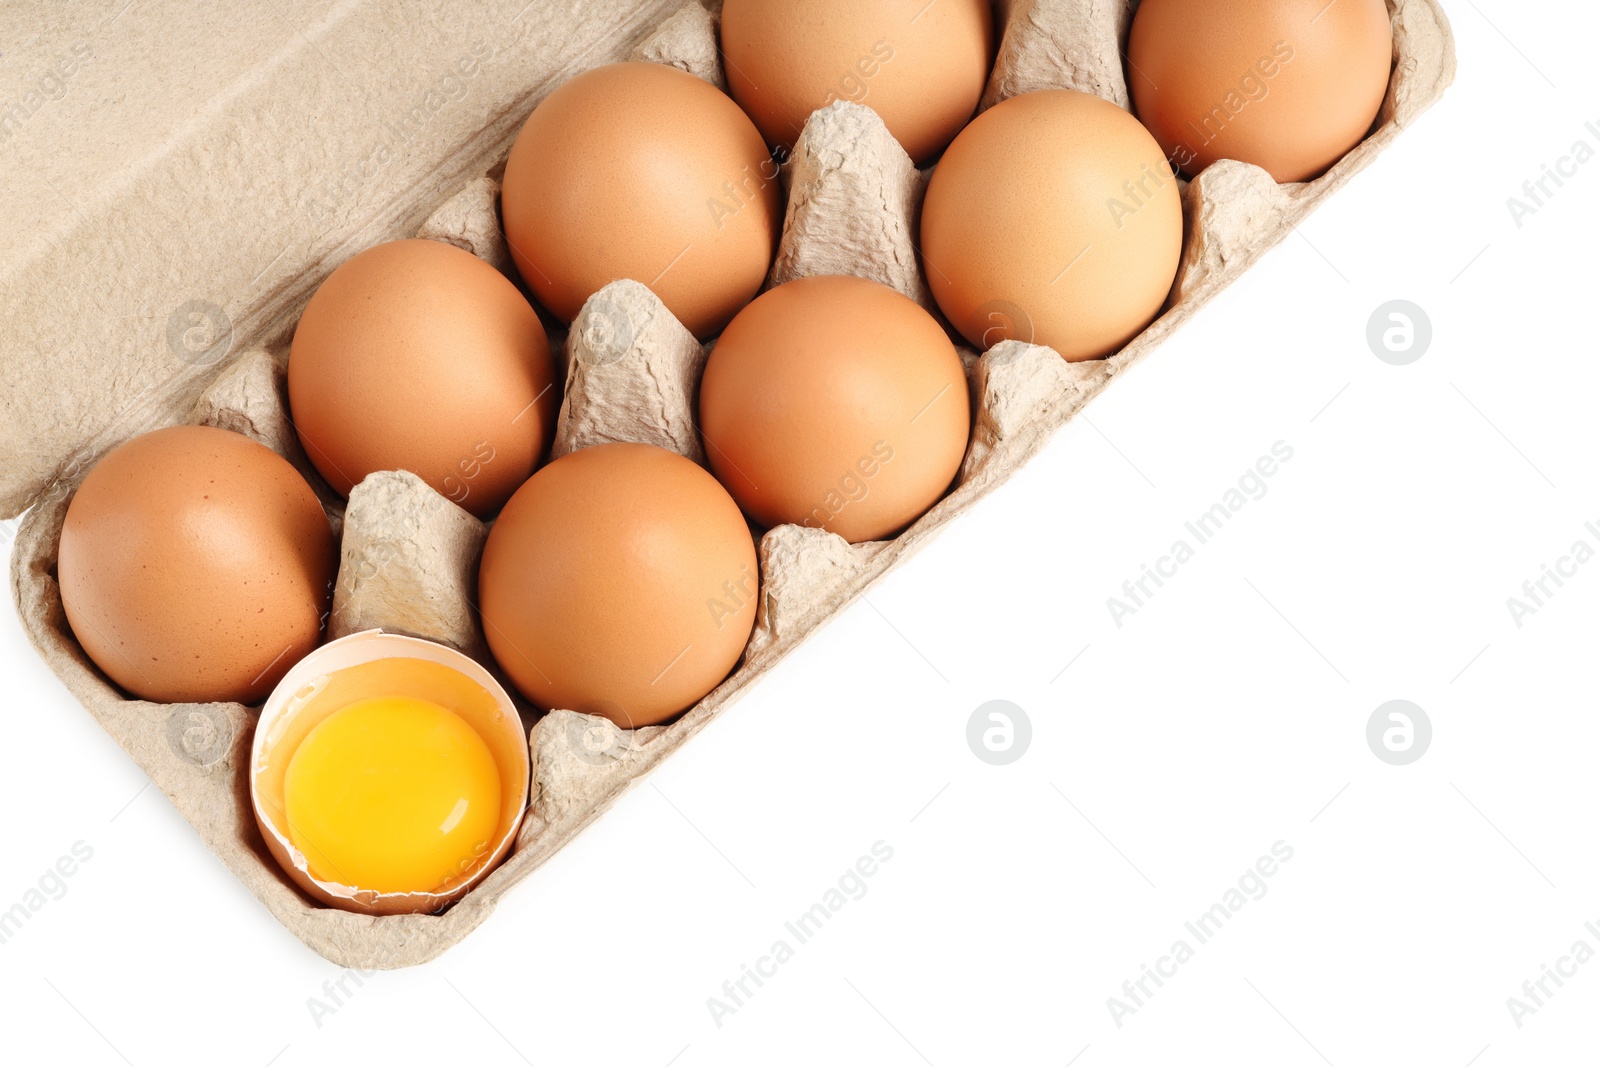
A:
[[5, 0, 1455, 968]]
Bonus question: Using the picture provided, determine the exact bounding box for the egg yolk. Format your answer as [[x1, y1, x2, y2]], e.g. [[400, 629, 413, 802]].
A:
[[283, 696, 502, 895]]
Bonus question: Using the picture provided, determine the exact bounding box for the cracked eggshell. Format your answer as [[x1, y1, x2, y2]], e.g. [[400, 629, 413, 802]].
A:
[[250, 630, 529, 916]]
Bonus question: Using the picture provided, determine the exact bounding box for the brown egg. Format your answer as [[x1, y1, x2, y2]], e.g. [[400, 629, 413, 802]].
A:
[[1128, 0, 1393, 183], [478, 443, 758, 729], [287, 239, 557, 519], [699, 276, 969, 543], [500, 62, 780, 339], [719, 0, 994, 163], [921, 89, 1183, 362], [57, 425, 336, 705]]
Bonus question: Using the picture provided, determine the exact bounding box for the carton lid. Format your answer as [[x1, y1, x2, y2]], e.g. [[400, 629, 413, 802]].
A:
[[0, 0, 680, 516]]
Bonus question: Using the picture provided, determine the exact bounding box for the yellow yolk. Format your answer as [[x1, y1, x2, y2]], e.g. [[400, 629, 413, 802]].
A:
[[283, 696, 502, 895]]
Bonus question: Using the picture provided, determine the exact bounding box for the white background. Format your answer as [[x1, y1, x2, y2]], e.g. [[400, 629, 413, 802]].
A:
[[3, 2, 1597, 1064]]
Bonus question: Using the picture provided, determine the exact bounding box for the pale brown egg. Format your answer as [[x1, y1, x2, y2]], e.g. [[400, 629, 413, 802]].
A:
[[57, 425, 336, 705], [287, 239, 556, 519], [478, 443, 758, 729], [719, 0, 994, 163], [699, 275, 970, 543], [1128, 0, 1393, 183], [921, 89, 1183, 362], [500, 62, 781, 339]]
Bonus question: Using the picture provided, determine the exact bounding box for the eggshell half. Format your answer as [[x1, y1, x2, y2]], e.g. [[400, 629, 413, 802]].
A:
[[251, 630, 529, 916]]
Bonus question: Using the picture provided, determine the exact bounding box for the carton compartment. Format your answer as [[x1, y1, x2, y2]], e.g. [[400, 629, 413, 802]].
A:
[[9, 0, 1455, 968]]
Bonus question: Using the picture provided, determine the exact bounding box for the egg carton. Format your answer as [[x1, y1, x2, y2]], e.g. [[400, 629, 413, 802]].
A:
[[8, 0, 1455, 968]]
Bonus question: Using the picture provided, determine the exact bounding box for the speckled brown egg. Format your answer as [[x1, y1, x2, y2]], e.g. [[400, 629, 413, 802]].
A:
[[287, 239, 557, 519], [921, 89, 1183, 362], [57, 425, 336, 705], [478, 443, 758, 729], [500, 62, 781, 339], [719, 0, 995, 163], [1128, 0, 1394, 183], [698, 275, 970, 543]]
